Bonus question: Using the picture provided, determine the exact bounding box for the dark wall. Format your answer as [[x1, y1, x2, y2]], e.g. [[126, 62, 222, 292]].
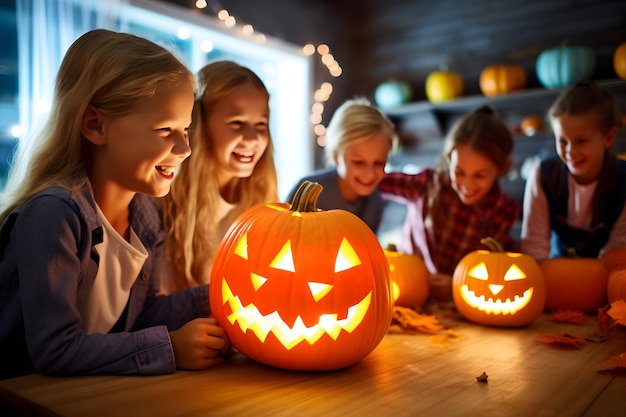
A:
[[349, 0, 626, 100], [190, 0, 625, 102]]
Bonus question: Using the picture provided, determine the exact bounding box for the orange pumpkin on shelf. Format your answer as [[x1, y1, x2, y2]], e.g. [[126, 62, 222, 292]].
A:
[[452, 237, 545, 327], [209, 181, 393, 371], [479, 65, 527, 97], [608, 267, 626, 303], [384, 244, 430, 308], [540, 253, 608, 313], [520, 115, 544, 136]]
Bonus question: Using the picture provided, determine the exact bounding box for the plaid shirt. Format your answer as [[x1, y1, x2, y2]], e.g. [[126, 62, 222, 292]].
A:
[[379, 169, 521, 274]]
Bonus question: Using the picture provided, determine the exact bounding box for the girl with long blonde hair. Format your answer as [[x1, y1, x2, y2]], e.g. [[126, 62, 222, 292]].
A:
[[161, 61, 278, 290]]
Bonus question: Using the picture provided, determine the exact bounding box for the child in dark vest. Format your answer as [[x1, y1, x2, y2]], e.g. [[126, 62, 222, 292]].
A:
[[520, 81, 626, 260]]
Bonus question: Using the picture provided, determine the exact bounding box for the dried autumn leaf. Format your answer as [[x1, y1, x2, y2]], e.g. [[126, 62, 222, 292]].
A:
[[597, 304, 616, 332], [535, 333, 586, 349], [607, 300, 626, 326], [584, 333, 608, 343], [548, 309, 586, 324], [476, 372, 488, 383], [597, 352, 626, 374], [430, 329, 463, 348], [391, 306, 444, 334]]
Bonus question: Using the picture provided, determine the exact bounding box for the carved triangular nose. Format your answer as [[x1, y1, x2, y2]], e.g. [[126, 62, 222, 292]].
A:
[[489, 284, 503, 295]]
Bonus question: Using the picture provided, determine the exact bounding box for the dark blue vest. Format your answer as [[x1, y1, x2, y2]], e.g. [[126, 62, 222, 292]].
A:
[[539, 156, 626, 258]]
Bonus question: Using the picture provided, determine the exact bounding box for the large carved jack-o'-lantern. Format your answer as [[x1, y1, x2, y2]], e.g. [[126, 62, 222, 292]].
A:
[[452, 237, 545, 327], [209, 181, 393, 371]]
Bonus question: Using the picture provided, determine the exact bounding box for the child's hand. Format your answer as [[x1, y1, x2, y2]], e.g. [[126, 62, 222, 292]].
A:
[[170, 317, 230, 370]]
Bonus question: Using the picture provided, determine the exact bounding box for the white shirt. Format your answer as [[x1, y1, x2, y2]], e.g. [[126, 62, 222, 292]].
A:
[[79, 205, 149, 334]]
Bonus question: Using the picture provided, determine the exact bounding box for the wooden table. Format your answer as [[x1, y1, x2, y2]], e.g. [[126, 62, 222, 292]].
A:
[[1, 311, 625, 417]]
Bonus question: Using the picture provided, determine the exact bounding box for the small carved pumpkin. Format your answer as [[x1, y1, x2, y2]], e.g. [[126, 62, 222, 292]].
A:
[[540, 251, 608, 313], [384, 244, 430, 308], [425, 70, 464, 103], [479, 65, 527, 97], [452, 238, 545, 327], [608, 267, 626, 303], [209, 181, 393, 371]]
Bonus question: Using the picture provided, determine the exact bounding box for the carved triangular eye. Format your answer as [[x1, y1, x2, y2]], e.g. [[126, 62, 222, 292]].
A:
[[504, 264, 527, 281], [269, 240, 295, 272], [234, 232, 248, 260], [308, 282, 333, 301], [468, 262, 489, 280], [250, 273, 267, 291], [335, 238, 361, 272]]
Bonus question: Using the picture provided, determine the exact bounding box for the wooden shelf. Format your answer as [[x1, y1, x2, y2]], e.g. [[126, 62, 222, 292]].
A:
[[383, 79, 626, 118]]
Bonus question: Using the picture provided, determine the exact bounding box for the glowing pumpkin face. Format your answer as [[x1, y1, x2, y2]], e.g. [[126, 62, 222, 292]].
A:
[[452, 238, 545, 327], [209, 181, 393, 371]]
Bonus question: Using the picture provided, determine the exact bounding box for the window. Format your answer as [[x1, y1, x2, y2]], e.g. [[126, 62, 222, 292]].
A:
[[3, 0, 313, 199]]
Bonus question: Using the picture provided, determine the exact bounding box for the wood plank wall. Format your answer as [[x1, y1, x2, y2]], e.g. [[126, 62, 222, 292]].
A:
[[348, 0, 626, 99]]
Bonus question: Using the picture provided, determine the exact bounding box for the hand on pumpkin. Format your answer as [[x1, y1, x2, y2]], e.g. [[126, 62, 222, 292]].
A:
[[170, 317, 230, 370]]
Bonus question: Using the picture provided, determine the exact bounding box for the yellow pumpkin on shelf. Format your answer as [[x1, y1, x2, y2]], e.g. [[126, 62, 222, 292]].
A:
[[479, 65, 527, 97], [614, 42, 626, 80], [425, 70, 464, 103]]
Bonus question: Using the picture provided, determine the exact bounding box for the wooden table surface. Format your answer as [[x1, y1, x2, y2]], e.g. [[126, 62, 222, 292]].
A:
[[1, 310, 625, 417]]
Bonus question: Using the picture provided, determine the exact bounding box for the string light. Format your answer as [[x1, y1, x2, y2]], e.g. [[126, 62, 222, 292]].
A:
[[191, 2, 342, 150]]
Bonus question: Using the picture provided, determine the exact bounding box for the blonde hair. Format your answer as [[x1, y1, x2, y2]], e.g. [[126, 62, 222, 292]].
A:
[[324, 97, 397, 166], [549, 80, 616, 133], [162, 61, 279, 289], [0, 29, 194, 223]]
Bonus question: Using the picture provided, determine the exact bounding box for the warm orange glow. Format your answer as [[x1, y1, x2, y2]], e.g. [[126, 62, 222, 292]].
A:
[[221, 278, 372, 349], [459, 285, 534, 315], [391, 280, 400, 302], [462, 261, 532, 314]]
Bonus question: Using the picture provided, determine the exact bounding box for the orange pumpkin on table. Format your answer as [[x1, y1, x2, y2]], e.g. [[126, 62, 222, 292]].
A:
[[599, 246, 626, 272], [540, 251, 609, 313], [209, 181, 393, 371], [607, 267, 626, 303], [452, 237, 545, 327], [601, 246, 626, 303], [384, 244, 430, 308]]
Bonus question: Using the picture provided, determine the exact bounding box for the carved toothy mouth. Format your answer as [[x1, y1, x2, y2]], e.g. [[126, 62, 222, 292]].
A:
[[459, 285, 534, 315], [221, 278, 372, 350]]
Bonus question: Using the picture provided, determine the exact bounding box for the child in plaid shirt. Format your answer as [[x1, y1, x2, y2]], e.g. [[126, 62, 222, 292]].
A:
[[379, 105, 520, 301]]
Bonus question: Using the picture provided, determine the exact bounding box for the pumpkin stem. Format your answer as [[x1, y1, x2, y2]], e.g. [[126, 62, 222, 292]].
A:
[[566, 248, 578, 258], [480, 237, 504, 252], [385, 243, 398, 252], [290, 180, 323, 212]]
